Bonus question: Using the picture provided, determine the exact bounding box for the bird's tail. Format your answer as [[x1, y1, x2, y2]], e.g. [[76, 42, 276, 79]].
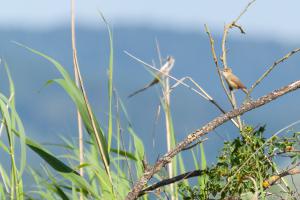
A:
[[128, 78, 159, 98], [242, 88, 248, 94]]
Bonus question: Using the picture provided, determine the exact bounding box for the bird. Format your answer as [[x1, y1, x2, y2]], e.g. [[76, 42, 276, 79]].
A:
[[221, 67, 248, 94], [128, 56, 175, 98]]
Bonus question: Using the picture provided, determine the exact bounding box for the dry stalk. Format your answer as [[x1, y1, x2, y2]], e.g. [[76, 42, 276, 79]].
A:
[[70, 0, 114, 195], [163, 66, 175, 200], [170, 76, 239, 128], [71, 2, 85, 199]]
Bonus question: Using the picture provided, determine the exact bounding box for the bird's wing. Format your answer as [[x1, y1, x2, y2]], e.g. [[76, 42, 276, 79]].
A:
[[232, 74, 246, 89]]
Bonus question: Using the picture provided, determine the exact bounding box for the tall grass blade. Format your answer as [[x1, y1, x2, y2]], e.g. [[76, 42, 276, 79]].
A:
[[4, 62, 27, 180], [199, 143, 207, 197], [98, 12, 114, 152], [128, 127, 144, 178]]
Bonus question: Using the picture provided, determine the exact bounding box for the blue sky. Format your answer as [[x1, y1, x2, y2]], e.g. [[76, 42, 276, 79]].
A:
[[1, 0, 300, 41]]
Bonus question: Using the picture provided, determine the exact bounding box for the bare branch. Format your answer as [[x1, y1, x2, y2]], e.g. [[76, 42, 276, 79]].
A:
[[232, 23, 246, 34], [218, 0, 257, 128], [204, 24, 233, 107], [249, 48, 300, 95], [263, 163, 300, 189], [138, 162, 300, 198], [170, 76, 239, 128], [182, 138, 208, 151], [233, 0, 257, 23], [139, 169, 207, 197], [230, 91, 243, 130], [126, 80, 300, 200]]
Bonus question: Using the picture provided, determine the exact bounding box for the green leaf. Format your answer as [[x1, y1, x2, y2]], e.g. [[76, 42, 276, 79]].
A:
[[110, 148, 137, 161], [4, 61, 27, 179], [99, 12, 114, 152], [49, 79, 110, 164], [54, 184, 70, 200], [13, 129, 78, 174], [128, 126, 144, 178]]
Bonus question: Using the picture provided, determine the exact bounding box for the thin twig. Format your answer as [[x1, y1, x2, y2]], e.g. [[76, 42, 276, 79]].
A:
[[170, 76, 239, 128], [139, 161, 299, 198], [182, 138, 208, 151], [263, 162, 300, 189], [204, 24, 233, 106], [138, 169, 207, 197], [233, 0, 257, 23], [126, 80, 300, 200], [114, 90, 134, 186], [219, 0, 257, 129], [169, 77, 210, 100], [152, 105, 161, 149], [231, 91, 243, 130], [264, 155, 289, 193], [248, 48, 300, 95]]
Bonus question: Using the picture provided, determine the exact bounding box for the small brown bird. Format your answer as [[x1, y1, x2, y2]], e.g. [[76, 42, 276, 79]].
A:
[[222, 67, 248, 94], [128, 56, 175, 98]]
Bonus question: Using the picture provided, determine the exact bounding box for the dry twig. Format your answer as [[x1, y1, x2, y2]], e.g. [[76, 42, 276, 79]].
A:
[[137, 162, 300, 198], [139, 169, 207, 197], [263, 163, 300, 189], [181, 138, 208, 152], [248, 48, 300, 95], [70, 1, 84, 193], [204, 24, 233, 106], [218, 0, 257, 130]]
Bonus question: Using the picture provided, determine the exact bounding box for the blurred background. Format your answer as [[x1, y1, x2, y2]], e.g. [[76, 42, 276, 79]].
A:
[[0, 0, 300, 187]]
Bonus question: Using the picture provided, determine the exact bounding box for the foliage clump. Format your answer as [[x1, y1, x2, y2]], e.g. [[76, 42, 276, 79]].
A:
[[179, 126, 300, 199]]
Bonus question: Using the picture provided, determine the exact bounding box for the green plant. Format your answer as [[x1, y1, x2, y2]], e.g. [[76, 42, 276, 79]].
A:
[[178, 126, 300, 199]]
